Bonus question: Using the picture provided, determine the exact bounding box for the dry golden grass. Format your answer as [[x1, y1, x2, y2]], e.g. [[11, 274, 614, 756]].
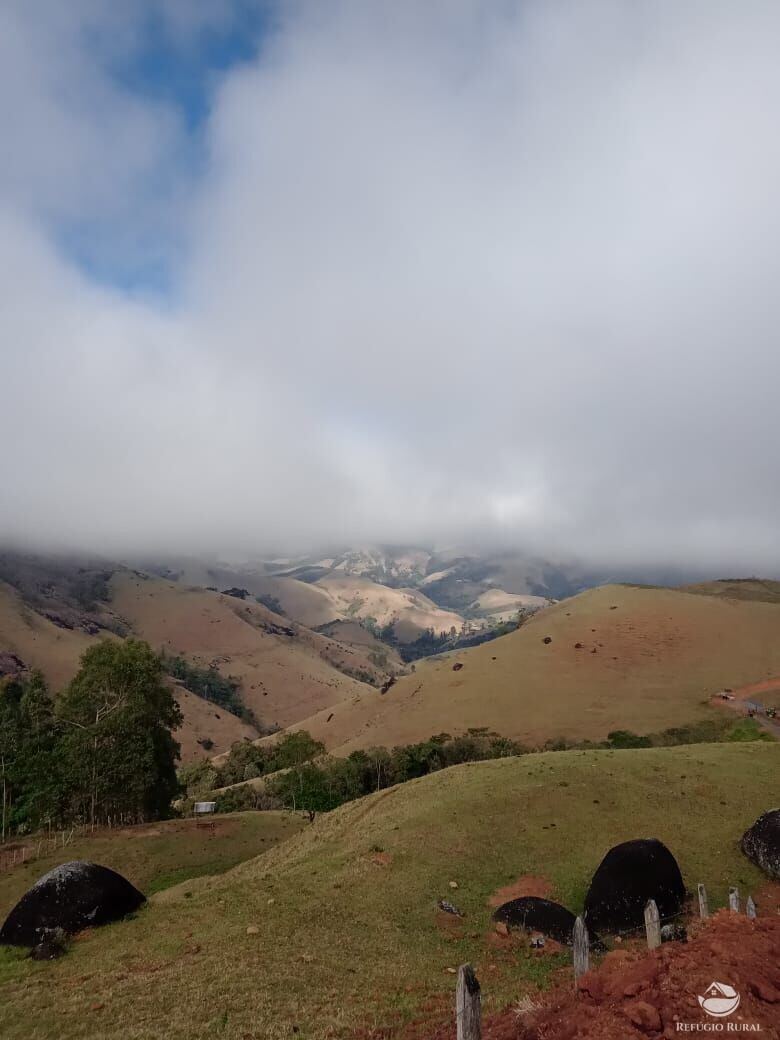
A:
[[0, 580, 257, 762], [0, 581, 97, 691], [285, 584, 780, 753], [110, 573, 372, 731], [1, 742, 777, 1039], [241, 575, 343, 629], [315, 574, 463, 641]]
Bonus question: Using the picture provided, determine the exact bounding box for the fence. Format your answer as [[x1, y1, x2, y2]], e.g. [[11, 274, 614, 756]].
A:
[[0, 829, 75, 872], [454, 881, 760, 1040]]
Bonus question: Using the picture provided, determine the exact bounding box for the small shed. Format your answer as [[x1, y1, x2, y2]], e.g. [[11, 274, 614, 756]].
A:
[[193, 801, 217, 827]]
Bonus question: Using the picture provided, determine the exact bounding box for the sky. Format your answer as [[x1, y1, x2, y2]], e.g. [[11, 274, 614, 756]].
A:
[[2, 0, 780, 571]]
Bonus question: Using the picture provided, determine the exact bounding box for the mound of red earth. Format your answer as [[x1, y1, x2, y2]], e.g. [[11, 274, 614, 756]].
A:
[[742, 808, 780, 880], [0, 861, 145, 947], [584, 839, 685, 933], [418, 911, 780, 1039], [513, 911, 780, 1040]]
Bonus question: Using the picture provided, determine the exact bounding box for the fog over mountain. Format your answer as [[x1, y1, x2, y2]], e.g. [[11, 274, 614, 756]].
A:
[[2, 2, 780, 571]]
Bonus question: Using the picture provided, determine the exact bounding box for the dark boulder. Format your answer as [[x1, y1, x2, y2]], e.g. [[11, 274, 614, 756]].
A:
[[741, 808, 780, 879], [493, 896, 583, 946], [0, 861, 145, 947], [584, 838, 685, 932]]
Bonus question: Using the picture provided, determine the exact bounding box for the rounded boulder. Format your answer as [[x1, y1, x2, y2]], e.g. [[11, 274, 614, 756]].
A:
[[583, 838, 685, 932], [0, 861, 145, 947], [741, 808, 780, 879], [493, 896, 577, 945]]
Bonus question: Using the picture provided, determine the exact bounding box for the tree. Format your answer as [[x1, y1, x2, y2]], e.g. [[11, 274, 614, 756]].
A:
[[56, 640, 182, 827], [0, 672, 58, 837]]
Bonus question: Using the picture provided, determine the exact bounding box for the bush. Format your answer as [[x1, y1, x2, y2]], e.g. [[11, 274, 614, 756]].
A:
[[607, 730, 653, 749]]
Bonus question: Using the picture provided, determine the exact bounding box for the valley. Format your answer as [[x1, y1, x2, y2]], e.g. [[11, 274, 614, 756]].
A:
[[2, 548, 779, 1040]]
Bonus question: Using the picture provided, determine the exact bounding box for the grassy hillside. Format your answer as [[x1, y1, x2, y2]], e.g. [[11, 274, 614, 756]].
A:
[[682, 577, 780, 604], [314, 573, 464, 642], [110, 573, 375, 730], [0, 743, 776, 1039], [0, 813, 305, 911], [0, 580, 97, 690], [0, 580, 259, 761], [285, 584, 780, 753]]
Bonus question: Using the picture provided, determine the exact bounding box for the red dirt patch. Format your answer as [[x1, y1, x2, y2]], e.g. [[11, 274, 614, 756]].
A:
[[728, 676, 780, 700], [488, 875, 553, 907], [435, 912, 465, 939], [395, 910, 780, 1040]]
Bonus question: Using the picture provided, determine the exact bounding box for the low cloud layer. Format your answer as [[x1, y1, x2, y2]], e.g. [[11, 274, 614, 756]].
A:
[[2, 1, 780, 571]]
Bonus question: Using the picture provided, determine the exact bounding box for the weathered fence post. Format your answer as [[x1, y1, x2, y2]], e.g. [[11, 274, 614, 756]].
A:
[[456, 964, 481, 1040], [746, 896, 756, 919], [644, 900, 661, 949], [697, 883, 708, 919], [728, 887, 740, 913], [573, 916, 589, 985]]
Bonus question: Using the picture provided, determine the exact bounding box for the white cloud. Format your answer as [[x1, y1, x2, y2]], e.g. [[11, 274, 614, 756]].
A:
[[2, 1, 780, 570]]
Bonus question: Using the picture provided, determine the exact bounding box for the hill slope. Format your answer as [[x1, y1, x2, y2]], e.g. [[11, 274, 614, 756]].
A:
[[0, 578, 258, 760], [110, 573, 377, 730], [681, 577, 780, 604], [283, 583, 780, 752], [1, 742, 777, 1039]]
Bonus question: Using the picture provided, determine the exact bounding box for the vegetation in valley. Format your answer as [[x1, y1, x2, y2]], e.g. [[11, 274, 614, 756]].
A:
[[254, 593, 286, 616], [182, 711, 774, 817], [360, 614, 525, 661], [160, 652, 259, 727]]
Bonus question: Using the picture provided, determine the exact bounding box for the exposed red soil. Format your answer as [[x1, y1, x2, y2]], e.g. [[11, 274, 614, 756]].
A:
[[488, 876, 553, 907], [728, 677, 780, 700], [397, 911, 780, 1040]]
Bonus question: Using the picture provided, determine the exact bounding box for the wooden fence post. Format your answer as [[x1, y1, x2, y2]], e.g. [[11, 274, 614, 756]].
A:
[[697, 884, 708, 919], [746, 896, 756, 919], [456, 964, 481, 1040], [573, 916, 589, 984], [644, 900, 661, 949], [728, 887, 740, 913]]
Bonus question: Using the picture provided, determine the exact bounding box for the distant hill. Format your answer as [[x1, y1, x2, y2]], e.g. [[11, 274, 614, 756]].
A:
[[681, 577, 780, 604], [109, 573, 381, 729], [280, 583, 780, 753], [0, 553, 393, 762]]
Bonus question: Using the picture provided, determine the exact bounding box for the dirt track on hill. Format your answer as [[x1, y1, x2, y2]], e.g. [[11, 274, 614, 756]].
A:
[[712, 676, 780, 738]]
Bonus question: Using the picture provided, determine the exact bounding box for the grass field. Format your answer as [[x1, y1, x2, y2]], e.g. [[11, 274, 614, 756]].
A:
[[286, 583, 780, 753], [0, 813, 305, 912], [1, 742, 777, 1040]]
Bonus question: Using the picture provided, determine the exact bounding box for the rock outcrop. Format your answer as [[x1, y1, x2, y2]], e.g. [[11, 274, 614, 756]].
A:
[[741, 808, 780, 879], [493, 896, 578, 945], [584, 838, 685, 932], [0, 861, 145, 947]]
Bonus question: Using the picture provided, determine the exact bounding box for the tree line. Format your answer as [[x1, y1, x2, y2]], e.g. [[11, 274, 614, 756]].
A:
[[0, 640, 181, 839], [182, 729, 527, 815], [182, 714, 773, 818]]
